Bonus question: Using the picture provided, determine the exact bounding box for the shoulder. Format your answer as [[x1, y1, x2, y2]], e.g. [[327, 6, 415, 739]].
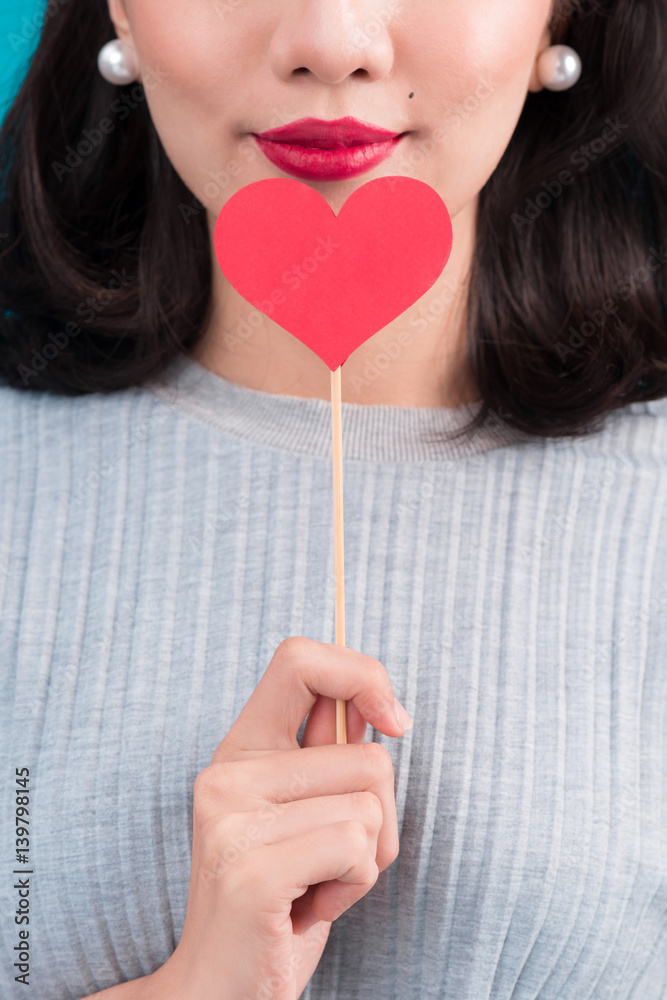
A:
[[0, 380, 176, 467], [568, 395, 667, 463], [503, 395, 667, 472]]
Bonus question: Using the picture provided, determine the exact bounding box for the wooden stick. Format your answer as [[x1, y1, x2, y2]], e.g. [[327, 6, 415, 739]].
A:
[[331, 365, 347, 745]]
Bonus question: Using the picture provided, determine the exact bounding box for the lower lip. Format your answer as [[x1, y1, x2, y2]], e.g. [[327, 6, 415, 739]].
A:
[[251, 134, 405, 181]]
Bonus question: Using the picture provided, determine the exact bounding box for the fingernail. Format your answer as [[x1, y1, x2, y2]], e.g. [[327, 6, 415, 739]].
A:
[[393, 697, 413, 732]]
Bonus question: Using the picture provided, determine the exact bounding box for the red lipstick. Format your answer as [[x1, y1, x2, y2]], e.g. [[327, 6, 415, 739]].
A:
[[251, 116, 407, 181]]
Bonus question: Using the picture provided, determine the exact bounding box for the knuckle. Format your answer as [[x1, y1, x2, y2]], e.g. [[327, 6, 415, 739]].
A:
[[358, 791, 383, 831], [195, 762, 219, 796], [361, 858, 380, 891], [362, 740, 394, 775], [361, 652, 387, 677], [273, 635, 312, 667], [343, 818, 369, 853], [193, 766, 215, 809], [207, 812, 236, 849], [193, 763, 231, 822]]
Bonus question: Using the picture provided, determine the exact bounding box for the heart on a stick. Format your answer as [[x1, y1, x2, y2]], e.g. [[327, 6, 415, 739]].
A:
[[213, 176, 453, 371]]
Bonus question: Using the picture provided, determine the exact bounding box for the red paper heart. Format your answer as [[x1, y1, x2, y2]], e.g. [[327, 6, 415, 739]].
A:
[[213, 176, 453, 371]]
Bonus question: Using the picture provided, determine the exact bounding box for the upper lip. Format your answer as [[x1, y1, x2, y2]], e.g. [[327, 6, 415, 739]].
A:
[[253, 116, 403, 148]]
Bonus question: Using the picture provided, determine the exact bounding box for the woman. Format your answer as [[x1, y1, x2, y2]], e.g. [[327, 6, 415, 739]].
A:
[[0, 0, 665, 996]]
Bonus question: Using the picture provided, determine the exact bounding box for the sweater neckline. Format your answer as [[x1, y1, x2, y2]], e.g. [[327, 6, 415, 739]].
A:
[[145, 351, 530, 462]]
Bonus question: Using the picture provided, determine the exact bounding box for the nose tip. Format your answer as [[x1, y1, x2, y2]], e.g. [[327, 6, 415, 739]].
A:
[[267, 11, 395, 86]]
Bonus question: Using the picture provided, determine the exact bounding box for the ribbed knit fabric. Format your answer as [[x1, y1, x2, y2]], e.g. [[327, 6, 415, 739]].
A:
[[0, 351, 665, 999]]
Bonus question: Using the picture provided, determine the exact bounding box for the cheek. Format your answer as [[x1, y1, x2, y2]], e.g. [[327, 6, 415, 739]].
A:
[[401, 0, 549, 207], [409, 0, 548, 104], [128, 1, 242, 115], [125, 0, 252, 190]]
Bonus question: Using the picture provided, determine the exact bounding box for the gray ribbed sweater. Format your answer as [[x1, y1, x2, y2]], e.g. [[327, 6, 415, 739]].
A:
[[0, 352, 665, 999]]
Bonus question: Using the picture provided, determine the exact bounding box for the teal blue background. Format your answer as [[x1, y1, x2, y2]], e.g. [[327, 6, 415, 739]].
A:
[[0, 0, 45, 122]]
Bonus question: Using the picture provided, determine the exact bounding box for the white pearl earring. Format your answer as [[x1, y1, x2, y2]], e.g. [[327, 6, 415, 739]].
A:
[[97, 39, 140, 85], [537, 44, 582, 91]]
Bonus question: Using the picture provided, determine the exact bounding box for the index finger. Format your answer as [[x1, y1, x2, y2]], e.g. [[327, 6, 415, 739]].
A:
[[216, 636, 409, 756]]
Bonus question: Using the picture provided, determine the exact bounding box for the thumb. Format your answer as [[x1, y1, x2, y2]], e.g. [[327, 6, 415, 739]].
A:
[[213, 637, 406, 763], [300, 693, 368, 748]]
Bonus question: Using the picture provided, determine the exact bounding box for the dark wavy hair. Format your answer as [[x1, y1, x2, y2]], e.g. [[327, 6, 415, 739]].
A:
[[0, 0, 666, 440]]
